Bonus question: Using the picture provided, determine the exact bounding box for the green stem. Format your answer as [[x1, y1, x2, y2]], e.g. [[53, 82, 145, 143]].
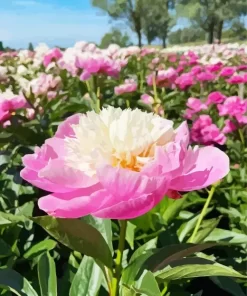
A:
[[189, 185, 217, 243], [111, 220, 127, 296], [238, 129, 245, 146], [152, 74, 158, 105]]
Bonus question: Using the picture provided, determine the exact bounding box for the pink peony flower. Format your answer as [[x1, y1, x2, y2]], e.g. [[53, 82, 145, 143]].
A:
[[217, 96, 247, 118], [147, 68, 178, 88], [43, 48, 63, 67], [186, 98, 207, 112], [114, 79, 137, 95], [206, 91, 226, 105], [175, 73, 195, 90], [0, 89, 27, 122], [205, 63, 222, 72], [76, 52, 122, 81], [219, 67, 236, 77], [29, 74, 61, 98], [20, 107, 229, 219], [196, 72, 216, 82], [222, 119, 237, 134], [141, 94, 154, 105], [191, 115, 226, 146], [226, 75, 245, 84], [190, 66, 202, 75]]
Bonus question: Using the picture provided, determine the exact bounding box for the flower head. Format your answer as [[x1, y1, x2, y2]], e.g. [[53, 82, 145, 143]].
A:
[[21, 107, 229, 219]]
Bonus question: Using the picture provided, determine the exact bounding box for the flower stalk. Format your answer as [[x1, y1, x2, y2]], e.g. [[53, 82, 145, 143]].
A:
[[189, 185, 217, 243], [111, 220, 127, 296]]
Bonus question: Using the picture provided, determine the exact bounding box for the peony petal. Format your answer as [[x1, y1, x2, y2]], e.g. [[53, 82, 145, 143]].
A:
[[38, 187, 109, 218], [39, 158, 98, 189], [20, 167, 72, 193], [92, 193, 156, 219], [55, 114, 81, 138], [170, 146, 229, 191]]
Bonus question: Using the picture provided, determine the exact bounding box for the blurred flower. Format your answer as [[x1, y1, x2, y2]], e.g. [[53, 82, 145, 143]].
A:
[[141, 94, 154, 105], [222, 119, 237, 134], [206, 91, 226, 105], [114, 79, 137, 95], [191, 115, 226, 146], [219, 66, 236, 77], [0, 89, 27, 122], [43, 48, 63, 67], [196, 71, 216, 82], [175, 73, 195, 90], [147, 68, 177, 88]]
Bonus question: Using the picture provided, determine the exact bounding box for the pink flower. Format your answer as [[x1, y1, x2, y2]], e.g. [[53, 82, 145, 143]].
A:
[[205, 63, 222, 72], [20, 107, 229, 219], [219, 67, 236, 77], [186, 98, 207, 112], [191, 115, 226, 146], [237, 65, 247, 71], [141, 94, 154, 105], [147, 68, 178, 88], [43, 48, 63, 67], [217, 96, 247, 118], [227, 75, 245, 84], [222, 119, 237, 134], [76, 52, 122, 80], [175, 73, 195, 90], [206, 91, 226, 105], [190, 66, 202, 75], [29, 74, 61, 98], [196, 72, 216, 82], [0, 90, 27, 122], [114, 79, 137, 95]]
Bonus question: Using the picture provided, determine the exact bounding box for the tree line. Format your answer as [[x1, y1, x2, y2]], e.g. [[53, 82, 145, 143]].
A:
[[92, 0, 247, 47]]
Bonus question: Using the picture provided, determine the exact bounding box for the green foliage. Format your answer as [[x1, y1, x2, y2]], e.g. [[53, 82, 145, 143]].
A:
[[100, 28, 132, 48]]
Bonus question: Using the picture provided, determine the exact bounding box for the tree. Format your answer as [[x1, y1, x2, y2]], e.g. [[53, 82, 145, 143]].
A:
[[100, 28, 133, 48], [92, 0, 145, 47], [176, 0, 247, 44], [168, 27, 205, 45], [28, 42, 34, 51], [142, 0, 175, 47], [0, 41, 4, 51]]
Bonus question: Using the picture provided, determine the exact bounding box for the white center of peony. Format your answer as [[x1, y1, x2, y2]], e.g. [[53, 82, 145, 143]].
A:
[[65, 107, 174, 177]]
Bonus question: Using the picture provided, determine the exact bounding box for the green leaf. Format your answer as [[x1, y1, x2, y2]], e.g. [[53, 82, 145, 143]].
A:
[[178, 207, 213, 242], [82, 215, 113, 253], [126, 222, 136, 250], [38, 252, 57, 296], [0, 268, 38, 296], [136, 270, 161, 296], [204, 228, 247, 244], [155, 258, 247, 281], [163, 195, 188, 224], [33, 216, 112, 269], [130, 238, 157, 263], [23, 239, 57, 260], [0, 239, 12, 258], [143, 243, 217, 273], [69, 256, 103, 296], [190, 217, 221, 243], [210, 276, 246, 296]]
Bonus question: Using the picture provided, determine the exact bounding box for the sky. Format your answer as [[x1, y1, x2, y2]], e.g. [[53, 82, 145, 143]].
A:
[[0, 0, 112, 48], [0, 0, 246, 49]]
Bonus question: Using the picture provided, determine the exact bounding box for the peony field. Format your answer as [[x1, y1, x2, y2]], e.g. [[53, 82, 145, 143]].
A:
[[0, 41, 247, 295]]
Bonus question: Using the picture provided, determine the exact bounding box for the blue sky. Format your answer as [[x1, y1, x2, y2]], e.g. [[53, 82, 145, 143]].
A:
[[0, 0, 246, 49], [0, 0, 112, 48]]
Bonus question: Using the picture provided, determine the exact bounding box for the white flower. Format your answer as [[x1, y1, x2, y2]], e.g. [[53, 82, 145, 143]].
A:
[[65, 107, 174, 177], [0, 66, 8, 80]]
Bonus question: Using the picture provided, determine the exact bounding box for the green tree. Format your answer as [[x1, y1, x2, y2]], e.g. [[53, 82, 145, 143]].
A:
[[169, 27, 205, 45], [92, 0, 145, 47], [100, 28, 132, 48], [142, 0, 175, 47], [0, 41, 4, 51], [28, 42, 34, 51], [176, 0, 247, 44]]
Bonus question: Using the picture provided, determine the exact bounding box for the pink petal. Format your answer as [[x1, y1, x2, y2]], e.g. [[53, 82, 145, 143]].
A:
[[38, 186, 106, 218], [55, 114, 81, 138], [20, 168, 72, 193], [170, 146, 229, 191], [38, 158, 98, 189]]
